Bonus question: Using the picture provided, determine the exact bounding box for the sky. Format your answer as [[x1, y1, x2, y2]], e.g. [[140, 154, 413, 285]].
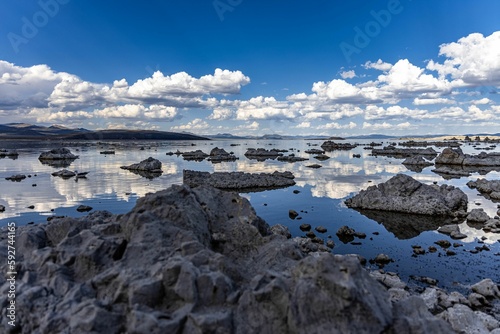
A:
[[1, 0, 500, 136]]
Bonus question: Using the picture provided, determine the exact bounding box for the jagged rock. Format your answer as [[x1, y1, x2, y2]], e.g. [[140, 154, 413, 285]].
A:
[[51, 169, 77, 178], [370, 271, 407, 290], [183, 170, 295, 190], [38, 147, 79, 160], [207, 147, 238, 162], [467, 209, 490, 224], [5, 174, 26, 181], [436, 147, 500, 166], [471, 279, 500, 299], [320, 141, 357, 151], [244, 148, 284, 160], [181, 150, 209, 161], [120, 157, 162, 172], [438, 304, 499, 333], [277, 155, 308, 162], [372, 146, 437, 157], [468, 178, 500, 201], [336, 225, 356, 243], [270, 224, 291, 239], [402, 155, 433, 166], [345, 174, 468, 216]]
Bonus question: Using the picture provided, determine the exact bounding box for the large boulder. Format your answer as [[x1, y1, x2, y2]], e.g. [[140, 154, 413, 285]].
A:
[[435, 147, 465, 165], [0, 184, 457, 333], [436, 148, 500, 166], [345, 174, 468, 216]]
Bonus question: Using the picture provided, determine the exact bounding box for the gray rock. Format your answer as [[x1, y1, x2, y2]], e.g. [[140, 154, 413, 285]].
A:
[[370, 271, 407, 290], [435, 147, 465, 165], [345, 174, 468, 216], [5, 174, 26, 181], [38, 147, 78, 160], [277, 155, 308, 162], [51, 169, 77, 178], [207, 147, 238, 162], [438, 304, 494, 333], [182, 150, 209, 161], [120, 157, 162, 172], [321, 141, 357, 151], [436, 147, 500, 166], [244, 148, 284, 160], [0, 184, 480, 333], [402, 155, 433, 166], [467, 209, 490, 224], [183, 170, 295, 190], [270, 224, 291, 239], [471, 279, 500, 299], [372, 146, 437, 157]]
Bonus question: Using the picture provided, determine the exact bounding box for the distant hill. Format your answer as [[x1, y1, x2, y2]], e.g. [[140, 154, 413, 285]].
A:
[[0, 124, 208, 140]]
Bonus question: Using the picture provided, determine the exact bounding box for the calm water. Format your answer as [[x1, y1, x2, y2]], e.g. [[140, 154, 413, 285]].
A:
[[1, 139, 499, 293]]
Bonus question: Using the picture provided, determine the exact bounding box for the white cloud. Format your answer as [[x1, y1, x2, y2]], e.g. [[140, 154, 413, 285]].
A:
[[170, 118, 210, 131], [413, 98, 455, 105], [94, 104, 178, 121], [340, 70, 356, 79], [364, 105, 427, 121], [208, 107, 235, 120], [427, 31, 500, 86], [235, 96, 297, 120], [363, 59, 393, 71], [470, 98, 492, 105], [317, 121, 357, 130], [295, 121, 311, 128], [362, 121, 412, 130]]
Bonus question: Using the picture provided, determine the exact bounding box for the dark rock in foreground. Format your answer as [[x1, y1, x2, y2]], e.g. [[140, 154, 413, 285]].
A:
[[183, 170, 295, 190], [345, 174, 468, 216], [0, 185, 457, 333]]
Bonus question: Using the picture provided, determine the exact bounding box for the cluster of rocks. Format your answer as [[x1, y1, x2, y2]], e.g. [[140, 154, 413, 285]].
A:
[[0, 149, 19, 158], [467, 208, 500, 233], [320, 141, 357, 151], [436, 147, 500, 166], [51, 169, 89, 179], [304, 148, 325, 154], [277, 154, 308, 162], [371, 146, 438, 158], [402, 156, 434, 172], [399, 141, 461, 148], [3, 184, 498, 333], [468, 178, 500, 201], [181, 150, 209, 161], [38, 147, 78, 161], [183, 170, 295, 190], [5, 174, 27, 182], [345, 174, 468, 216], [244, 148, 286, 161]]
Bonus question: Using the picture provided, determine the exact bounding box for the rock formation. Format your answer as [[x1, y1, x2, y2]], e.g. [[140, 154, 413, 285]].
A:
[[38, 148, 79, 160], [436, 147, 500, 166], [372, 146, 437, 157], [183, 170, 295, 190], [2, 184, 481, 333], [345, 174, 468, 216]]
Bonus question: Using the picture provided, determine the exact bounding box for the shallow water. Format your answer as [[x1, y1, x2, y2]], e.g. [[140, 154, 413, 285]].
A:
[[0, 139, 499, 294]]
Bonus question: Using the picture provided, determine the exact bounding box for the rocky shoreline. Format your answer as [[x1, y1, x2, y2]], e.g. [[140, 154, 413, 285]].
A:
[[1, 185, 499, 333]]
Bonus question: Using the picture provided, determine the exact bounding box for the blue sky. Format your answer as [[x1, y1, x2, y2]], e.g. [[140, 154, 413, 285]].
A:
[[1, 0, 500, 136]]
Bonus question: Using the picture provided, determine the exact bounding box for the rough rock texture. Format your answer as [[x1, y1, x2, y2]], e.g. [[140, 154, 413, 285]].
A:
[[244, 148, 284, 160], [436, 147, 500, 166], [181, 150, 209, 161], [345, 174, 468, 216], [402, 156, 433, 166], [277, 155, 308, 162], [0, 185, 461, 333], [183, 170, 296, 190], [467, 209, 490, 224], [51, 169, 77, 178], [468, 178, 500, 201], [372, 146, 437, 157], [320, 141, 357, 151], [208, 147, 238, 162], [120, 157, 162, 172], [38, 148, 79, 160]]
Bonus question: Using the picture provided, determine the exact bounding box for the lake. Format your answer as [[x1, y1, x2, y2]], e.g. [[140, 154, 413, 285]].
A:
[[1, 138, 499, 294]]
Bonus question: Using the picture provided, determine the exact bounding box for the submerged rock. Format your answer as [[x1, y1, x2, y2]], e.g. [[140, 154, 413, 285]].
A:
[[183, 170, 295, 190], [345, 174, 468, 216], [51, 169, 77, 178]]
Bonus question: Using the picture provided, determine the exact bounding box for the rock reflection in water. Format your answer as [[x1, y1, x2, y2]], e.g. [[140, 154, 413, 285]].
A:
[[39, 159, 77, 168], [125, 169, 163, 179], [354, 209, 454, 239]]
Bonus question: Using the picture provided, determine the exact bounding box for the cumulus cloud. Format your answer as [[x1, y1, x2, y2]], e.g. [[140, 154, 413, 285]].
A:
[[317, 121, 357, 130], [295, 121, 311, 128], [94, 104, 178, 121], [362, 121, 412, 130], [364, 105, 427, 121], [170, 118, 210, 131], [363, 59, 393, 71], [340, 70, 356, 79], [470, 98, 492, 105], [427, 32, 500, 86], [208, 107, 235, 120], [235, 96, 297, 120]]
